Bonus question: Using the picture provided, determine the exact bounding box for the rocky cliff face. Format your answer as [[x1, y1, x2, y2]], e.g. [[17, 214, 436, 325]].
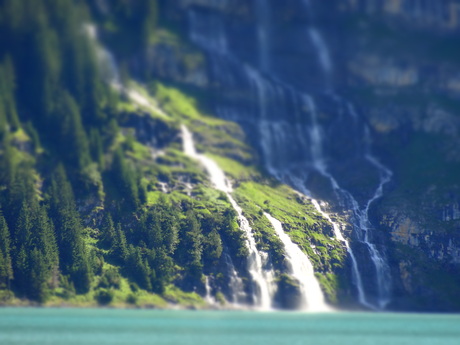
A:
[[316, 0, 460, 310]]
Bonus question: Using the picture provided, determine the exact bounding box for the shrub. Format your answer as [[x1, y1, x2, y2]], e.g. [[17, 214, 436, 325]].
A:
[[95, 289, 114, 305]]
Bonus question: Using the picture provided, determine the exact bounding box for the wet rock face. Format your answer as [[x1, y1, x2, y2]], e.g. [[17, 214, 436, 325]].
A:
[[312, 0, 460, 308], [123, 113, 179, 149], [383, 208, 460, 264], [273, 274, 303, 310], [340, 0, 460, 32]]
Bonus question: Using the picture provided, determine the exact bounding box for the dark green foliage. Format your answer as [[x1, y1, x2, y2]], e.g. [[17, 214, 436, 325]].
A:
[[98, 268, 121, 289], [89, 249, 104, 277], [95, 288, 114, 305], [0, 56, 20, 132], [150, 247, 172, 294], [100, 213, 116, 248], [58, 275, 76, 299], [48, 165, 91, 293], [198, 211, 224, 266], [177, 209, 203, 278], [141, 195, 179, 254], [89, 127, 105, 169], [126, 246, 153, 291], [100, 0, 158, 57], [108, 149, 139, 211], [0, 0, 254, 306], [110, 223, 129, 263], [23, 122, 41, 154], [221, 208, 249, 260], [0, 211, 13, 289], [126, 293, 137, 305], [51, 91, 91, 171], [203, 229, 223, 265], [10, 200, 59, 301]]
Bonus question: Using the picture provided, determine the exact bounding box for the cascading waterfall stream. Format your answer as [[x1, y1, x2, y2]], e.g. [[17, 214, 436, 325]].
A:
[[284, 171, 370, 309], [254, 0, 393, 309], [187, 0, 395, 309], [181, 125, 276, 310], [310, 201, 368, 306], [204, 276, 217, 306], [264, 213, 329, 311], [297, 30, 393, 309], [222, 251, 247, 305], [85, 22, 253, 307], [252, 0, 375, 308], [90, 0, 394, 310], [256, 0, 271, 71], [85, 23, 168, 118]]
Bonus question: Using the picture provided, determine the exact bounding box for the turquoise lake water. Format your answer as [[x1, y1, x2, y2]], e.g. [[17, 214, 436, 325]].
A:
[[0, 308, 459, 345]]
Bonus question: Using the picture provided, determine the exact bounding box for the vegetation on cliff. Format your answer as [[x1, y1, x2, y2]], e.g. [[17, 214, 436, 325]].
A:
[[0, 0, 350, 308]]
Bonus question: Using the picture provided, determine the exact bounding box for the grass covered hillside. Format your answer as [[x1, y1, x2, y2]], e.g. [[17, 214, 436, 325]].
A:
[[0, 0, 349, 308]]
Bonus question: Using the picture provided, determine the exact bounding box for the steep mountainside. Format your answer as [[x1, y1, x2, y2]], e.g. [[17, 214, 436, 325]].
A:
[[149, 0, 460, 311], [0, 0, 459, 311]]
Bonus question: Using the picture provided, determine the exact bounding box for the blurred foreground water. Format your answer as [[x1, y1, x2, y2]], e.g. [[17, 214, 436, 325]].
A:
[[0, 308, 459, 345]]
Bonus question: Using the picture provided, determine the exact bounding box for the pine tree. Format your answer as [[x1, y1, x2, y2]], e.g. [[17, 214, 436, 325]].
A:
[[0, 211, 13, 289], [200, 213, 223, 265], [31, 204, 59, 285], [0, 56, 20, 131], [89, 127, 105, 169], [28, 248, 49, 302], [154, 195, 179, 254], [1, 152, 36, 227], [110, 148, 139, 211], [14, 245, 28, 296], [48, 165, 91, 293], [10, 200, 59, 301], [100, 212, 116, 248], [10, 202, 33, 296], [111, 223, 128, 263], [204, 229, 223, 265], [178, 209, 203, 278], [13, 201, 33, 252], [127, 246, 152, 291], [150, 247, 173, 294], [52, 91, 91, 172], [142, 209, 163, 249]]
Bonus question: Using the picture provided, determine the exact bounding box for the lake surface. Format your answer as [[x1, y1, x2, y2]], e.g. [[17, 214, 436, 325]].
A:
[[0, 308, 459, 345]]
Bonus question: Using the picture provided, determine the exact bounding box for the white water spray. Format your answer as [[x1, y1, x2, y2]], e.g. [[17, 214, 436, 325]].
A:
[[264, 213, 329, 311], [308, 28, 333, 77], [204, 276, 217, 307], [222, 251, 247, 305], [181, 125, 276, 310], [84, 24, 168, 118]]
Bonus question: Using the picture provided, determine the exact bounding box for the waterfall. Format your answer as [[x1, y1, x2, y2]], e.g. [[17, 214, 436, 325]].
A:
[[84, 24, 121, 89], [255, 0, 271, 70], [85, 22, 255, 307], [181, 125, 276, 310], [204, 276, 217, 306], [222, 250, 247, 305], [307, 28, 333, 77], [186, 0, 395, 309], [309, 199, 370, 309], [299, 93, 392, 309], [86, 0, 396, 310], [264, 213, 329, 311], [361, 128, 394, 309], [84, 23, 168, 118]]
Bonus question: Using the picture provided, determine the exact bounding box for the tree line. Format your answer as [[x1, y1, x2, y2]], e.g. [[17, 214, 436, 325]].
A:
[[0, 0, 249, 303]]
